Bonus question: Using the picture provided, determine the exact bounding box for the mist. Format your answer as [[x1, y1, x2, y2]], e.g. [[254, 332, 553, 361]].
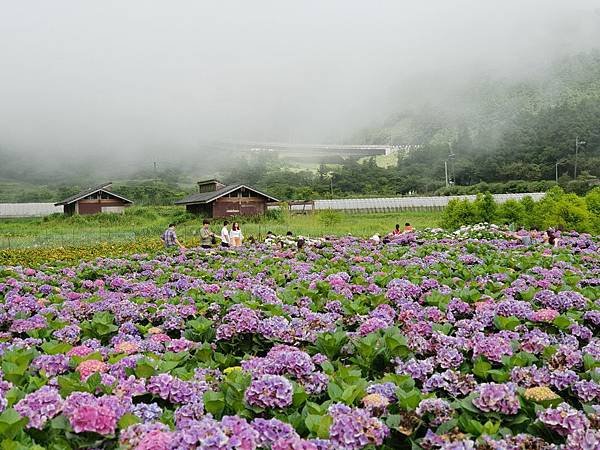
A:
[[1, 0, 599, 168]]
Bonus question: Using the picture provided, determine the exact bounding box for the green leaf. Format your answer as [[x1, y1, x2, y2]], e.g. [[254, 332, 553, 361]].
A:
[[459, 396, 480, 414], [118, 413, 141, 428], [49, 415, 71, 431], [552, 315, 571, 330], [134, 360, 156, 379], [316, 415, 332, 439], [321, 361, 335, 375], [472, 358, 492, 379], [494, 315, 520, 331], [57, 375, 89, 397], [40, 341, 73, 355], [488, 369, 510, 383], [0, 409, 28, 440], [86, 372, 102, 392], [327, 382, 343, 401], [306, 414, 331, 438], [397, 389, 421, 410], [292, 384, 308, 408], [203, 391, 225, 418], [584, 354, 600, 371]]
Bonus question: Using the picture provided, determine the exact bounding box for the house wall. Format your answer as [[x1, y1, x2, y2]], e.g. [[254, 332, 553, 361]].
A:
[[212, 197, 266, 217], [75, 199, 129, 215]]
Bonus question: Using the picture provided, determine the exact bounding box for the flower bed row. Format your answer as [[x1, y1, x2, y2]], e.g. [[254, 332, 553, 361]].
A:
[[0, 227, 598, 449]]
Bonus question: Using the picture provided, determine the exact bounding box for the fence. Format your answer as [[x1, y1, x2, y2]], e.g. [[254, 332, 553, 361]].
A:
[[273, 193, 546, 213]]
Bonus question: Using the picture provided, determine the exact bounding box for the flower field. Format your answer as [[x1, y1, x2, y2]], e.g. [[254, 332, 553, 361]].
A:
[[0, 227, 599, 449]]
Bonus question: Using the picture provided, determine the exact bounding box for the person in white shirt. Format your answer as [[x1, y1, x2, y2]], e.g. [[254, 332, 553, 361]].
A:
[[230, 222, 243, 247], [220, 221, 230, 247]]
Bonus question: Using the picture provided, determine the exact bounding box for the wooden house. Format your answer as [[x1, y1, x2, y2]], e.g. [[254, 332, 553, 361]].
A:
[[55, 182, 133, 215], [175, 179, 279, 218]]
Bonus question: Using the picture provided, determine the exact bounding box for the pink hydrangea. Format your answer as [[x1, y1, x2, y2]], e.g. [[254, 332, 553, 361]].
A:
[[67, 346, 94, 358], [114, 341, 140, 355], [63, 393, 126, 435], [529, 308, 560, 323], [76, 359, 108, 380]]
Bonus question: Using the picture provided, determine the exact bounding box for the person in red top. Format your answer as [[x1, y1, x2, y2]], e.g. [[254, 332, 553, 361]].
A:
[[404, 222, 414, 233], [392, 224, 402, 235]]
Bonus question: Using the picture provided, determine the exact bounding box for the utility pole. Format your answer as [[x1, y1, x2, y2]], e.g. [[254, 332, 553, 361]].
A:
[[574, 136, 585, 179], [330, 175, 334, 198], [445, 161, 449, 187], [448, 142, 456, 185]]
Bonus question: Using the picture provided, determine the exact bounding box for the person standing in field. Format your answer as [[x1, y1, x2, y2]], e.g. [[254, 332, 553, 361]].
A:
[[230, 222, 243, 247], [161, 223, 185, 250], [220, 221, 230, 248], [200, 219, 214, 249]]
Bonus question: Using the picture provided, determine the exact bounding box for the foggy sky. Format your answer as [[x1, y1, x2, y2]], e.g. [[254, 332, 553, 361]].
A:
[[1, 0, 599, 162]]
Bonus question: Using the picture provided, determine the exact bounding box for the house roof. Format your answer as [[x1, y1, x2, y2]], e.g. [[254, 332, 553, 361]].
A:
[[54, 182, 133, 206], [175, 184, 279, 205]]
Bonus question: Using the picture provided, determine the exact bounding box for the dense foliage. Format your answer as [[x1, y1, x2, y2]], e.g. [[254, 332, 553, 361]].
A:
[[442, 187, 600, 233], [0, 227, 599, 448]]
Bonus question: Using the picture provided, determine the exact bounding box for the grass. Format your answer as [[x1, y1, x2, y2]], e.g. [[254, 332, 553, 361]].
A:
[[0, 206, 442, 249]]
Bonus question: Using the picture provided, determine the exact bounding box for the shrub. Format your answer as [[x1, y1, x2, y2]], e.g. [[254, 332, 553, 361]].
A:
[[442, 199, 478, 229], [473, 192, 497, 223], [533, 187, 592, 232], [318, 210, 342, 227], [585, 187, 600, 232], [497, 199, 526, 226]]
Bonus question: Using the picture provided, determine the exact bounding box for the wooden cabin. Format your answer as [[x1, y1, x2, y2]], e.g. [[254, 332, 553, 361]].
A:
[[55, 182, 133, 215], [175, 179, 279, 218]]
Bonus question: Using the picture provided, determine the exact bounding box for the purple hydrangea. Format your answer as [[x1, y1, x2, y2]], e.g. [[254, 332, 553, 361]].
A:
[[472, 334, 513, 363], [357, 317, 390, 336], [328, 403, 389, 450], [131, 402, 163, 423], [573, 380, 600, 403], [416, 398, 454, 426], [245, 375, 293, 409], [366, 382, 397, 403], [472, 382, 520, 415], [14, 386, 63, 429], [538, 402, 589, 437], [252, 417, 299, 447], [31, 354, 70, 377]]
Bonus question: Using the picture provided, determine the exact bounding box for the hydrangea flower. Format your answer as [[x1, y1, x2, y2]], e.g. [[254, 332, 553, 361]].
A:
[[416, 398, 454, 426], [538, 402, 589, 437], [245, 375, 293, 409], [472, 383, 520, 415], [328, 403, 389, 450], [63, 392, 126, 435], [14, 386, 63, 429]]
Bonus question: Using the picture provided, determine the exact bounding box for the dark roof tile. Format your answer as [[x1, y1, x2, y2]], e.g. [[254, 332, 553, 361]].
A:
[[55, 182, 133, 206], [175, 184, 279, 205]]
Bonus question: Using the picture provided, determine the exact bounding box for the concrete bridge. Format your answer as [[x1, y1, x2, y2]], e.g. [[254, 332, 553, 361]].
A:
[[216, 141, 420, 158]]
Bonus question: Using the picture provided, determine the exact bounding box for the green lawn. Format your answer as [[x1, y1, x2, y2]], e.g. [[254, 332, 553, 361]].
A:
[[0, 206, 441, 249]]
